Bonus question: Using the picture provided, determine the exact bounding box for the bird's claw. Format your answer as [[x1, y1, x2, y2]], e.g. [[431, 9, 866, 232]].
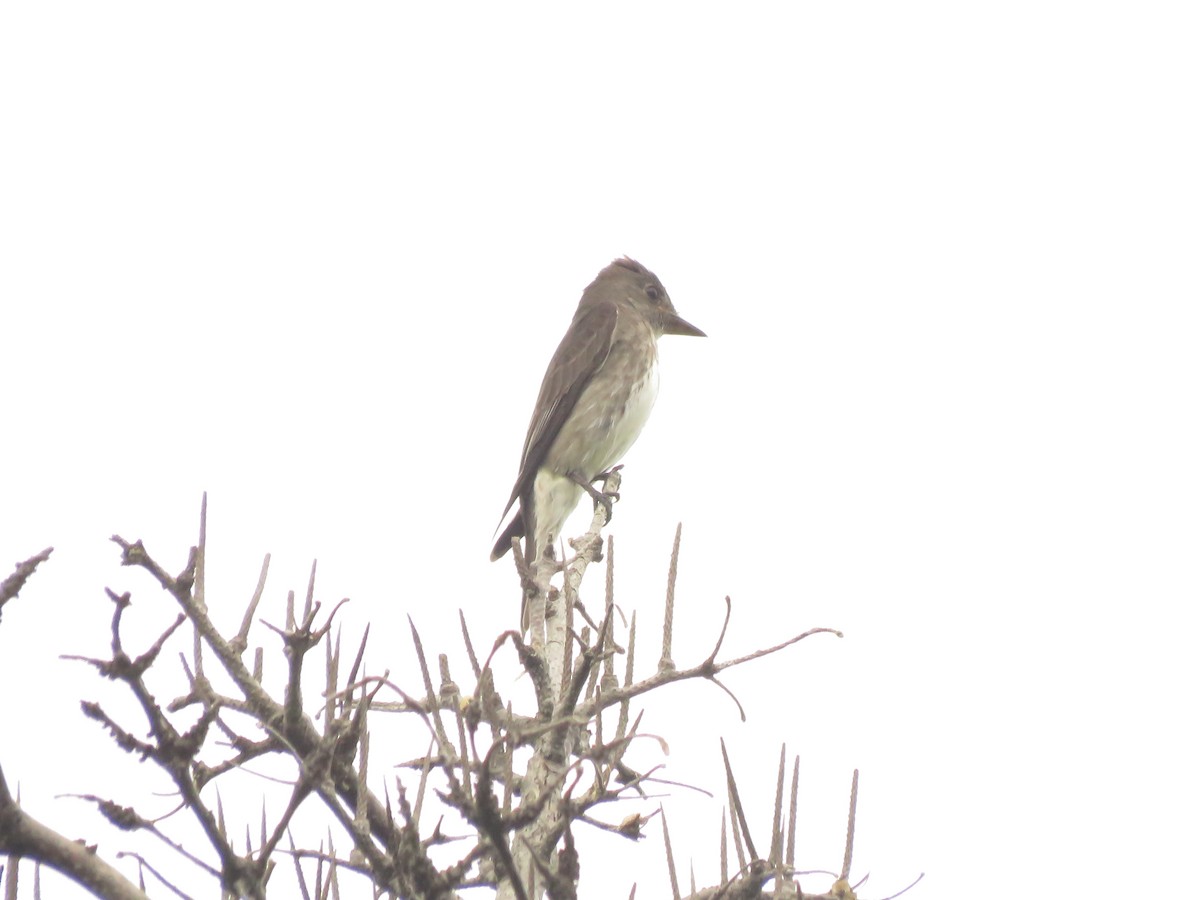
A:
[[593, 489, 616, 524], [591, 464, 623, 522], [570, 470, 620, 524], [591, 464, 624, 485]]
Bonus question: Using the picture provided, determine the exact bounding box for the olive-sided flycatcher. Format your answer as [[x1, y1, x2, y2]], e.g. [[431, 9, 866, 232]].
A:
[[491, 257, 705, 564]]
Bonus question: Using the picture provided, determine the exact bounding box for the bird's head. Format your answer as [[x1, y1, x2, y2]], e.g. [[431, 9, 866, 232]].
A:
[[594, 256, 706, 338]]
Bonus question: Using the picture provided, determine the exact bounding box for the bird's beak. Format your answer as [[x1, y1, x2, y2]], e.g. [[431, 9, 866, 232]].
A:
[[662, 312, 706, 338]]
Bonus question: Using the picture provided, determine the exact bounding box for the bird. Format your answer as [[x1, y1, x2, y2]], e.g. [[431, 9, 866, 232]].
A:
[[491, 256, 705, 566]]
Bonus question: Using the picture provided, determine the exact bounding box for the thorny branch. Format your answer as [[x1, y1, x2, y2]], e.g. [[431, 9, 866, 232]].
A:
[[0, 547, 53, 623], [0, 484, 905, 900]]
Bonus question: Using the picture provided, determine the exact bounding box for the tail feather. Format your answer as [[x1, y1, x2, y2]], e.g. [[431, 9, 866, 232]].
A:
[[490, 510, 526, 561]]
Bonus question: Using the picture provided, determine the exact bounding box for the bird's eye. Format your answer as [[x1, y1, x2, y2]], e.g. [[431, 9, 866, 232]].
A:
[[645, 285, 662, 302]]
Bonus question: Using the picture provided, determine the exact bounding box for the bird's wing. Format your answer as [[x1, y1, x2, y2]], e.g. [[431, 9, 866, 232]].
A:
[[494, 299, 619, 529]]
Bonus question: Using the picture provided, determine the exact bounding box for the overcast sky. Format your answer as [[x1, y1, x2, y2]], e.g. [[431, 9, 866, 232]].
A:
[[2, 3, 1198, 898]]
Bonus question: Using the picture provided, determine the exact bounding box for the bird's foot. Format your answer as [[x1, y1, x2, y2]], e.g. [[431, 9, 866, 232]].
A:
[[569, 470, 619, 524], [591, 463, 624, 486]]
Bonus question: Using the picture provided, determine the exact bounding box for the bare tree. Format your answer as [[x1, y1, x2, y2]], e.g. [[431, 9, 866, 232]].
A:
[[1, 477, 912, 899]]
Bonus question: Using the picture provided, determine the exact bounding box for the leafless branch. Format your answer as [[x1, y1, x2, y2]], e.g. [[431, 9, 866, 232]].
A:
[[0, 548, 53, 622], [0, 477, 913, 900]]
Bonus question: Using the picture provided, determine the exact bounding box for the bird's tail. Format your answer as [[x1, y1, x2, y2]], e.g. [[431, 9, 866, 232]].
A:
[[490, 511, 525, 561]]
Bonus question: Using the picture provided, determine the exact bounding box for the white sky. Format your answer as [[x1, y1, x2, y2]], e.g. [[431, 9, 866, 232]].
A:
[[2, 3, 1198, 898]]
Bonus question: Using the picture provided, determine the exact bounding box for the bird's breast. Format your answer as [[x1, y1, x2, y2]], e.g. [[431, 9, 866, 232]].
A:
[[612, 358, 659, 453], [546, 346, 660, 478]]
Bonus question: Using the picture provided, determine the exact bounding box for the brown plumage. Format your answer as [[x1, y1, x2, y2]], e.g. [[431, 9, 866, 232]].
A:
[[492, 257, 704, 563]]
